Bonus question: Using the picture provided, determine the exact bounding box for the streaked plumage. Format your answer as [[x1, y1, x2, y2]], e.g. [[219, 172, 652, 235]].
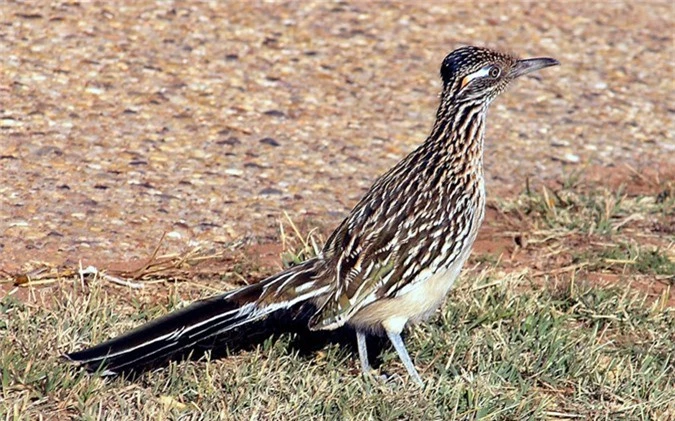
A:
[[65, 46, 558, 384]]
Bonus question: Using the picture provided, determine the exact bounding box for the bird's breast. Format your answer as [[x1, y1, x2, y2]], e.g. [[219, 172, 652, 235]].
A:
[[348, 173, 486, 335]]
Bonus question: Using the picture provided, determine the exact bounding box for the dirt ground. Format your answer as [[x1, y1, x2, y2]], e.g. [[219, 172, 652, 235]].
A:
[[1, 1, 673, 283]]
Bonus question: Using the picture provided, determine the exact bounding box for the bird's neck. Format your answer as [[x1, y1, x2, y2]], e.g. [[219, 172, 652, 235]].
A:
[[425, 102, 487, 175]]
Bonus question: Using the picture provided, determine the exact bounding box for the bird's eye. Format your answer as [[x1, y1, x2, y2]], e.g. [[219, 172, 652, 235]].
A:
[[488, 66, 501, 78]]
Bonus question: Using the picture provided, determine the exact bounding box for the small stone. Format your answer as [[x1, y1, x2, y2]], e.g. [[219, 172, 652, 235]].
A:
[[550, 139, 569, 147], [552, 153, 581, 164], [1, 118, 21, 127], [551, 153, 580, 164], [225, 168, 243, 176], [85, 86, 105, 95], [34, 146, 63, 157], [217, 137, 240, 146], [563, 153, 580, 163], [260, 137, 280, 147], [263, 110, 285, 118], [259, 187, 283, 195]]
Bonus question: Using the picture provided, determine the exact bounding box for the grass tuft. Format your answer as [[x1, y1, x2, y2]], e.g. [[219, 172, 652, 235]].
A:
[[2, 268, 673, 419]]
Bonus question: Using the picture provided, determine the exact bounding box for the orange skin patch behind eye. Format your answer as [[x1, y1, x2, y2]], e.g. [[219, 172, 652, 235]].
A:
[[460, 66, 493, 90]]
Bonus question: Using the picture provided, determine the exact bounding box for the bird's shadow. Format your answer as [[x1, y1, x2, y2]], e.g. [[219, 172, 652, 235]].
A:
[[114, 303, 391, 380]]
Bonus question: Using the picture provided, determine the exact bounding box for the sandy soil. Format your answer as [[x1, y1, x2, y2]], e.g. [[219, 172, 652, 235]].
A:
[[1, 1, 673, 273]]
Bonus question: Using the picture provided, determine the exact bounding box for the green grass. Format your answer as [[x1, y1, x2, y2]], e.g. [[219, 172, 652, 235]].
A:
[[1, 177, 673, 420], [572, 243, 675, 275], [497, 173, 673, 279], [505, 177, 674, 238], [1, 269, 673, 420]]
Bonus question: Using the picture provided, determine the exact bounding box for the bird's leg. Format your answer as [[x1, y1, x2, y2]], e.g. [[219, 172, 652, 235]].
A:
[[386, 330, 423, 386], [356, 331, 372, 374]]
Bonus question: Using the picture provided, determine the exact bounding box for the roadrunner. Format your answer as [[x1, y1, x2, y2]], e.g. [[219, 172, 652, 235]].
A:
[[65, 46, 558, 384]]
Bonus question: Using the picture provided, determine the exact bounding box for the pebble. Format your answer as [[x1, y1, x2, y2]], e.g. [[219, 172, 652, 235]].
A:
[[225, 168, 244, 176], [551, 153, 580, 164], [217, 137, 241, 146], [1, 118, 21, 127], [85, 86, 105, 95], [260, 137, 281, 147], [259, 187, 283, 195], [560, 153, 581, 164], [263, 110, 286, 118]]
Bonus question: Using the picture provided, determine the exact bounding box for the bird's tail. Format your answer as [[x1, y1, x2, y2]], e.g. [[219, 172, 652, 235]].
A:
[[64, 258, 327, 375]]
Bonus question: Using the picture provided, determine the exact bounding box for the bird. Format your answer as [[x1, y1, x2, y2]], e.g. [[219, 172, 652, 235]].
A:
[[64, 46, 559, 385]]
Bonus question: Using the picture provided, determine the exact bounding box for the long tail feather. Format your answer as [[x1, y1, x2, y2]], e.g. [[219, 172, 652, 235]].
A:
[[64, 259, 324, 374]]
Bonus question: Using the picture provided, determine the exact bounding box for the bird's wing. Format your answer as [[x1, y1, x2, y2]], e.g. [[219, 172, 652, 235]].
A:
[[309, 161, 476, 331], [308, 172, 447, 329], [309, 209, 401, 330]]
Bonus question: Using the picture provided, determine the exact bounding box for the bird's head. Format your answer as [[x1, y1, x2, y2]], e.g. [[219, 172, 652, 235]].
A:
[[440, 46, 559, 105]]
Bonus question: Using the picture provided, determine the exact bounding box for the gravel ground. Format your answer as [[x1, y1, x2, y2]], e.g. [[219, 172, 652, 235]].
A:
[[1, 1, 673, 272]]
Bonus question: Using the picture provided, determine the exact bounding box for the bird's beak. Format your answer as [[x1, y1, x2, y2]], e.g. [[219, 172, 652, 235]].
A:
[[509, 57, 559, 79]]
